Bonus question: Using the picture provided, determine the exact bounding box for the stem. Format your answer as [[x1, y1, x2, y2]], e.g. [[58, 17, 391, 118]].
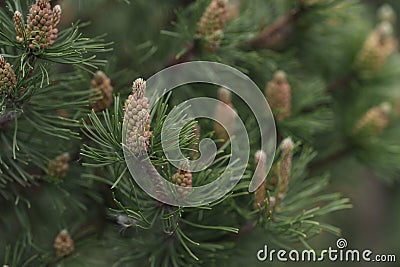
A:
[[166, 42, 197, 67], [326, 73, 353, 93], [0, 109, 23, 129], [308, 147, 350, 171], [248, 5, 306, 50]]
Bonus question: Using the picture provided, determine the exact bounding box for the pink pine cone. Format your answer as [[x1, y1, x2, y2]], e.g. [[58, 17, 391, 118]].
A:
[[25, 0, 62, 49], [124, 78, 152, 156], [0, 56, 17, 95]]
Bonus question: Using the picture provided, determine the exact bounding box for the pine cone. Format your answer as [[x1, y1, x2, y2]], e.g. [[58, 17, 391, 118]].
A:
[[124, 78, 152, 156], [14, 11, 24, 43], [89, 71, 114, 112], [52, 4, 62, 29], [54, 230, 74, 257], [0, 56, 17, 96], [196, 0, 228, 52], [377, 4, 396, 24], [278, 137, 294, 195], [354, 22, 397, 76], [254, 150, 267, 209], [268, 196, 276, 213], [172, 162, 193, 188], [265, 71, 292, 121], [47, 153, 70, 179], [172, 161, 193, 198], [354, 102, 391, 136], [26, 0, 61, 49]]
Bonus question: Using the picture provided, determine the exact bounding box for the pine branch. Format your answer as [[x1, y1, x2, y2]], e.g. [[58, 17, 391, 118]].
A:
[[308, 147, 350, 171], [247, 4, 307, 50], [326, 72, 353, 93], [165, 0, 309, 67], [166, 42, 197, 67], [0, 110, 21, 128]]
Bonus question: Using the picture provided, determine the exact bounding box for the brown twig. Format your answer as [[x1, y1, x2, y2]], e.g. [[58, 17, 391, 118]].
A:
[[165, 42, 197, 67], [248, 5, 306, 50], [326, 73, 353, 93], [308, 147, 350, 172]]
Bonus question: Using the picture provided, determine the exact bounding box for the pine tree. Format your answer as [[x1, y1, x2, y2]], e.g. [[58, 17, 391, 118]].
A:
[[1, 0, 399, 266]]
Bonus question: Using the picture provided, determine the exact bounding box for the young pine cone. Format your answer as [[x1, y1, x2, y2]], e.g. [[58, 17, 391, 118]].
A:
[[14, 11, 24, 43], [265, 71, 292, 121], [354, 22, 397, 76], [89, 71, 114, 112], [196, 0, 228, 52], [0, 56, 17, 95], [354, 102, 391, 136], [124, 78, 152, 156], [253, 150, 267, 209], [25, 0, 61, 49], [47, 153, 70, 179], [278, 137, 294, 196], [377, 4, 396, 24], [172, 161, 193, 197], [54, 230, 74, 257]]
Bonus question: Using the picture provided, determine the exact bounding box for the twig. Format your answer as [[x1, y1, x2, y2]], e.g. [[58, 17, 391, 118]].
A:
[[248, 5, 306, 50], [308, 147, 350, 171], [326, 73, 353, 93], [166, 42, 197, 67], [0, 109, 23, 129]]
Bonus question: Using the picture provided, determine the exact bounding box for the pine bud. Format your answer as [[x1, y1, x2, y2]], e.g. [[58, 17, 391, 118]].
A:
[[254, 150, 267, 209], [279, 137, 294, 195], [0, 56, 17, 96], [265, 71, 292, 121], [54, 230, 74, 257], [354, 102, 391, 136], [52, 5, 62, 28], [172, 161, 193, 197], [354, 22, 397, 76], [89, 71, 114, 112], [214, 87, 236, 143], [47, 153, 70, 179], [13, 11, 24, 43], [268, 196, 276, 213], [26, 0, 61, 49], [377, 4, 396, 24], [172, 161, 193, 188], [218, 86, 232, 104], [196, 0, 228, 52], [124, 78, 152, 156]]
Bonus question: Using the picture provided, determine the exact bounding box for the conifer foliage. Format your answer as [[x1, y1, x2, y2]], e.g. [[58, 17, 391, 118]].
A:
[[1, 0, 399, 266]]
